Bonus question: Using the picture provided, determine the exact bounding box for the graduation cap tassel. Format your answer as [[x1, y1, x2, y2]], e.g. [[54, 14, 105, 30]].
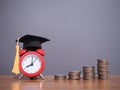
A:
[[12, 38, 20, 75]]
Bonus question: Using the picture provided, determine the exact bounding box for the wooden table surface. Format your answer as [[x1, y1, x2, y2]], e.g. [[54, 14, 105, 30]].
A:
[[0, 75, 120, 90]]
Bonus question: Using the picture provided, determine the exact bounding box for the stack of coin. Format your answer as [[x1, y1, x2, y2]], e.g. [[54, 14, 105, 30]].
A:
[[97, 59, 110, 80], [68, 71, 81, 80], [54, 74, 67, 80], [83, 66, 95, 80]]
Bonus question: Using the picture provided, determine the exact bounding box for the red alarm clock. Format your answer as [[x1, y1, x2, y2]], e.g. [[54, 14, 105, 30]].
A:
[[19, 49, 45, 77], [17, 34, 49, 79]]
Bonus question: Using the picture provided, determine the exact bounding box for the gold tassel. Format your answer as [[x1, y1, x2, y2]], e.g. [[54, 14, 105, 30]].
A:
[[12, 38, 20, 75]]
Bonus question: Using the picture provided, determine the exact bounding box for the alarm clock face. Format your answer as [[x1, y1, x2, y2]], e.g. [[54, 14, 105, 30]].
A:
[[19, 51, 45, 77]]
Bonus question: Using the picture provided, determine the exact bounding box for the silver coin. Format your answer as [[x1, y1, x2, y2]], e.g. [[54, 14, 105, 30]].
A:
[[54, 74, 67, 80]]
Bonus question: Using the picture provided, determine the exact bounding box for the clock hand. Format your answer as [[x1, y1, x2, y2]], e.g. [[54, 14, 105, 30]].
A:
[[26, 57, 38, 68], [31, 56, 33, 63], [26, 57, 37, 68], [26, 56, 34, 68], [32, 57, 37, 63], [26, 63, 33, 68]]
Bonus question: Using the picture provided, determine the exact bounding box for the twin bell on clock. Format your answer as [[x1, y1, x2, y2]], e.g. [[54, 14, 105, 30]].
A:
[[12, 34, 50, 79]]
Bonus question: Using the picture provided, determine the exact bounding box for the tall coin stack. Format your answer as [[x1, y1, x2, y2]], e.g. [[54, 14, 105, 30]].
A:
[[68, 71, 81, 80], [83, 66, 95, 80], [97, 59, 110, 80]]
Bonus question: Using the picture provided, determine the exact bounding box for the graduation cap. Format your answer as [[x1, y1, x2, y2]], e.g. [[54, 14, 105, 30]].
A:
[[17, 34, 50, 50]]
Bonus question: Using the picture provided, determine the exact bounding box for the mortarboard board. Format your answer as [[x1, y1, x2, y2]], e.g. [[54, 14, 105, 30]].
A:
[[17, 34, 50, 50]]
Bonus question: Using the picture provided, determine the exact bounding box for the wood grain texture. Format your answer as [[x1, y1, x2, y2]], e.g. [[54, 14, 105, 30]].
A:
[[0, 75, 120, 90]]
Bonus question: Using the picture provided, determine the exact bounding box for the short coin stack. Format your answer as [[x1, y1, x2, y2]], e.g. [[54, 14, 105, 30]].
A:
[[83, 66, 95, 80], [68, 71, 81, 80], [54, 74, 67, 80], [97, 59, 110, 80]]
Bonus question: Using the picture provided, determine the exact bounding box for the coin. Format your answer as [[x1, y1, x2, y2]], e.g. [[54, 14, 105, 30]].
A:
[[97, 59, 109, 65], [69, 71, 80, 75], [83, 66, 95, 80], [83, 66, 95, 73], [83, 76, 95, 80], [97, 59, 110, 80], [83, 73, 95, 78], [97, 64, 109, 68], [68, 71, 81, 80], [98, 75, 110, 80], [97, 68, 109, 72], [54, 74, 67, 80]]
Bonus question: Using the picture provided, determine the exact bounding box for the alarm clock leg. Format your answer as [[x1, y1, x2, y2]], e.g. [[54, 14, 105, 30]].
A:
[[18, 74, 24, 80], [12, 74, 19, 79], [40, 74, 44, 80]]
